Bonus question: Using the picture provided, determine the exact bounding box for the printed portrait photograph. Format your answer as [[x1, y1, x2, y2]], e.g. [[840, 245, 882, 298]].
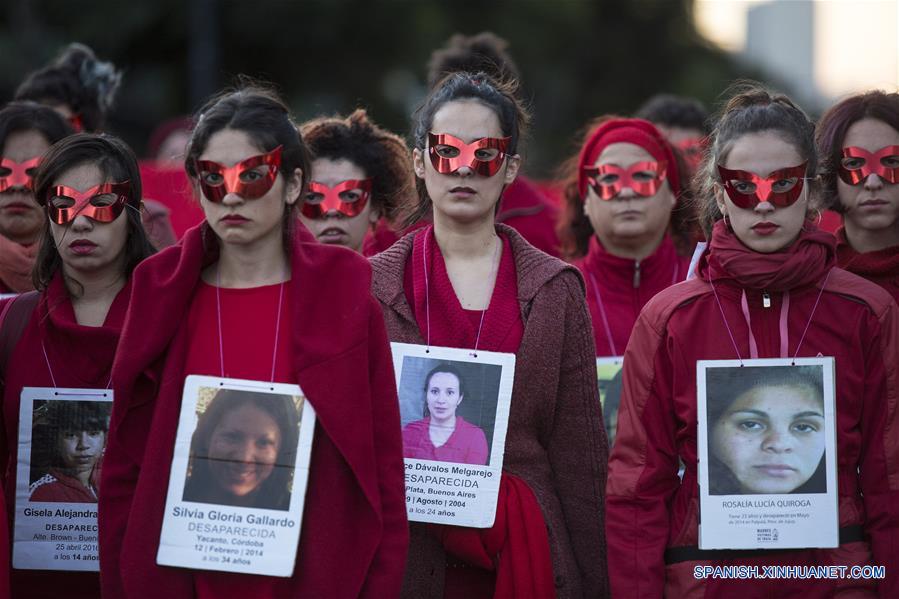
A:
[[28, 399, 111, 504], [182, 387, 303, 511], [597, 359, 623, 448], [398, 356, 503, 467], [704, 364, 828, 496]]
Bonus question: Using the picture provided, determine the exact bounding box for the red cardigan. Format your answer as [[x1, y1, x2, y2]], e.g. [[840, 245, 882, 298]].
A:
[[100, 223, 408, 598], [607, 223, 899, 598], [0, 273, 129, 599], [836, 227, 899, 303]]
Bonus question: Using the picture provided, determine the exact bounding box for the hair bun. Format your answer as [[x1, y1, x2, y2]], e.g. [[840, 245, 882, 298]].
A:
[[55, 43, 122, 113]]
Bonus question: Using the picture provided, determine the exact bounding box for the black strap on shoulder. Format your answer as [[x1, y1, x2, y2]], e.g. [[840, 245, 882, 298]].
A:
[[0, 290, 40, 383]]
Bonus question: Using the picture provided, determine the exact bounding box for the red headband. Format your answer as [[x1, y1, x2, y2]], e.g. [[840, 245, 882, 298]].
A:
[[577, 118, 680, 199]]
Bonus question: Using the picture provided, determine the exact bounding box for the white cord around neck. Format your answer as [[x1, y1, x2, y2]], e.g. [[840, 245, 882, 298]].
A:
[[215, 265, 286, 382]]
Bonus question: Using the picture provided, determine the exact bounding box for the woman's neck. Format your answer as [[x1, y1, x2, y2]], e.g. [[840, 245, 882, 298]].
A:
[[63, 261, 126, 327], [844, 219, 899, 254], [595, 228, 667, 261], [432, 211, 498, 261], [212, 235, 290, 288]]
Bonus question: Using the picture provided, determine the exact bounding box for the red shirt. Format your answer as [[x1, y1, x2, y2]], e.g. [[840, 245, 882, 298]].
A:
[[29, 468, 99, 503], [836, 226, 899, 303], [184, 281, 294, 383]]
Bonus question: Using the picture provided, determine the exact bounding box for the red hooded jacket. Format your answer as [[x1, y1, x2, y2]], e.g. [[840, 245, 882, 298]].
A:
[[836, 227, 899, 303], [576, 235, 690, 357], [100, 224, 408, 598], [607, 221, 899, 598], [0, 273, 130, 599]]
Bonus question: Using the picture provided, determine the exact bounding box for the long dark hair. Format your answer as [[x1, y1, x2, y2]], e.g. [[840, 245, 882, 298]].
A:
[[405, 71, 530, 227], [185, 83, 311, 244], [31, 133, 156, 292], [184, 389, 300, 511], [816, 90, 899, 212]]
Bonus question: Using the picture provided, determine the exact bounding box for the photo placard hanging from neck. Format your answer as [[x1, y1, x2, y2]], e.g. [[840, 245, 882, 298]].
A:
[[696, 357, 838, 550], [596, 357, 624, 448], [392, 342, 515, 528], [156, 376, 316, 577], [13, 387, 112, 571]]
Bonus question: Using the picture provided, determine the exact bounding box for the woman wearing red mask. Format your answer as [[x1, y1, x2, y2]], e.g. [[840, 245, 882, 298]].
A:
[[100, 85, 407, 599], [298, 109, 415, 254], [817, 91, 899, 301], [0, 133, 154, 599], [606, 84, 899, 598], [558, 117, 693, 360], [371, 72, 608, 599], [0, 102, 73, 294]]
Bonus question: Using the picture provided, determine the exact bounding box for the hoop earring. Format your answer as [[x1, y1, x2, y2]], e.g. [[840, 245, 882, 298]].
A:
[[722, 212, 733, 231]]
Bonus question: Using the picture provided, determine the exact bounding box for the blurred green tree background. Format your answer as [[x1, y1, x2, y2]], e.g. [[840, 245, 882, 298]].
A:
[[0, 0, 768, 176]]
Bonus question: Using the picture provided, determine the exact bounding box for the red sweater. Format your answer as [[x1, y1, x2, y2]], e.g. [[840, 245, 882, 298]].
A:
[[0, 273, 130, 599], [607, 221, 899, 598], [100, 223, 408, 599], [576, 235, 689, 357], [836, 227, 899, 303]]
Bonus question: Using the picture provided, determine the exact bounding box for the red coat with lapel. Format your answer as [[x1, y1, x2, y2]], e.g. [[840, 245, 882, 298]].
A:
[[100, 223, 408, 598]]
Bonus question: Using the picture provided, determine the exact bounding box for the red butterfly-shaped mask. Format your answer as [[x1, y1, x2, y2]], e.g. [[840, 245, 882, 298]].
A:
[[427, 133, 511, 177], [301, 179, 372, 218], [717, 162, 808, 209], [582, 161, 668, 200], [838, 146, 899, 185], [44, 182, 132, 225], [0, 157, 41, 192], [194, 146, 282, 202]]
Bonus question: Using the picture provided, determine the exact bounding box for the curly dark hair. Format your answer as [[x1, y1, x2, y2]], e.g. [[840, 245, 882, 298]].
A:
[[183, 389, 300, 511], [299, 109, 415, 224], [555, 115, 696, 260]]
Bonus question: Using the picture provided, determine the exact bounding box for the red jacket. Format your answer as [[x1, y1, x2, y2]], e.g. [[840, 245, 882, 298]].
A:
[[100, 223, 408, 599], [497, 176, 560, 258], [0, 273, 128, 599], [576, 235, 690, 357], [607, 222, 899, 598], [836, 227, 899, 303]]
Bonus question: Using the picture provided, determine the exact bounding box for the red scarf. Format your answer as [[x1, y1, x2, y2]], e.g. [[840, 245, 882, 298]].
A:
[[431, 473, 556, 599], [701, 219, 836, 290], [0, 234, 37, 293], [407, 226, 523, 353], [836, 227, 899, 282], [37, 272, 130, 387]]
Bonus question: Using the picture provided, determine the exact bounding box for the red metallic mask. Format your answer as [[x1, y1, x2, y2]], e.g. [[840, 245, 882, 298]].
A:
[[582, 161, 668, 200], [301, 179, 372, 218], [717, 162, 808, 209], [0, 157, 41, 192], [838, 145, 899, 185], [68, 114, 85, 133], [194, 145, 282, 202], [675, 137, 706, 171], [427, 133, 510, 177], [45, 181, 131, 225]]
